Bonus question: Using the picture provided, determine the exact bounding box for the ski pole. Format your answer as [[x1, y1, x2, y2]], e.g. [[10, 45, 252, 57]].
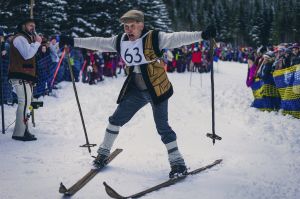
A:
[[0, 44, 5, 134], [206, 38, 222, 145], [29, 106, 35, 127], [79, 60, 87, 80], [51, 50, 66, 87], [200, 72, 202, 88], [189, 67, 193, 87], [65, 47, 96, 154]]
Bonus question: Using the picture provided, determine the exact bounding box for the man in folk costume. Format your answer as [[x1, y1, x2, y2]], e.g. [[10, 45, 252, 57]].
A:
[[60, 10, 215, 178], [8, 18, 42, 141]]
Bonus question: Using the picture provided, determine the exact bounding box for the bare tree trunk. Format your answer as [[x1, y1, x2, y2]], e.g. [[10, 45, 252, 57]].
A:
[[30, 0, 34, 18]]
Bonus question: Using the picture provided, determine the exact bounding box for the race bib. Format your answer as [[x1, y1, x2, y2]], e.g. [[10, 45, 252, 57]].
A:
[[120, 32, 151, 66]]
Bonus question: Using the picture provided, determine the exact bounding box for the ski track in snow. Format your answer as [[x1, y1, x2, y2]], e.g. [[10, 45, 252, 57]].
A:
[[0, 61, 299, 199]]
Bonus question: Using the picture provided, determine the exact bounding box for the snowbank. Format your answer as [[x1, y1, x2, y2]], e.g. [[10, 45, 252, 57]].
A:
[[0, 61, 299, 199]]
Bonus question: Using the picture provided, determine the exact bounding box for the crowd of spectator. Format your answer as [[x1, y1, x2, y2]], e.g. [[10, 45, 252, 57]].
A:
[[1, 28, 299, 119], [1, 29, 256, 92], [245, 43, 300, 118]]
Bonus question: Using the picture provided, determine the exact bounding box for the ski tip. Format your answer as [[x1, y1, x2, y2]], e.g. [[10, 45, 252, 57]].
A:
[[59, 182, 68, 194], [103, 181, 108, 187], [215, 159, 223, 164], [116, 148, 123, 153], [103, 181, 124, 199]]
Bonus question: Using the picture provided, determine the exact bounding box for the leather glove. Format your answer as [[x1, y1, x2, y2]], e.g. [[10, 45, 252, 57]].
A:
[[201, 25, 216, 40], [59, 35, 74, 49]]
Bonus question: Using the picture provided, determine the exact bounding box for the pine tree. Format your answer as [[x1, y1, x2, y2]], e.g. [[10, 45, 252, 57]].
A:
[[0, 0, 298, 45], [295, 0, 300, 42], [249, 0, 264, 46], [0, 0, 173, 36], [35, 0, 68, 36]]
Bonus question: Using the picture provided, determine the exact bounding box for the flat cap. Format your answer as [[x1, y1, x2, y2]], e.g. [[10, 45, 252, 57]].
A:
[[120, 10, 144, 23]]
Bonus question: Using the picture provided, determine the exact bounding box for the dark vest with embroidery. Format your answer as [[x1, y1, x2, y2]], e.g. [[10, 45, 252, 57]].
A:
[[116, 29, 173, 105], [8, 32, 37, 82]]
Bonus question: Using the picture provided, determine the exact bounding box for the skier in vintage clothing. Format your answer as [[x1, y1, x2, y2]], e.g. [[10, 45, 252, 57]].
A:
[[8, 18, 42, 141], [60, 10, 215, 178]]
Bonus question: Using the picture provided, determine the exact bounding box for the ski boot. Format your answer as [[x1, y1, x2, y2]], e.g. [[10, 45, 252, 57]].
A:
[[93, 153, 108, 168], [169, 164, 188, 178], [12, 129, 37, 141]]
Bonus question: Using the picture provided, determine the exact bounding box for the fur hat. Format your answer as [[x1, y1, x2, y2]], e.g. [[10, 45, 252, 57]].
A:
[[17, 18, 36, 32]]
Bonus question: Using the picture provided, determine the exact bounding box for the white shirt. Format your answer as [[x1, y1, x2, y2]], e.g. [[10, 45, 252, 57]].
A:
[[74, 31, 203, 53], [13, 36, 41, 60], [74, 31, 203, 73]]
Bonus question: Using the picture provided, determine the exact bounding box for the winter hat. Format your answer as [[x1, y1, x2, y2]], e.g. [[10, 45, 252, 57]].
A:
[[263, 51, 275, 61], [292, 43, 299, 49], [120, 10, 144, 23], [284, 48, 292, 54], [3, 34, 12, 41], [274, 47, 284, 53]]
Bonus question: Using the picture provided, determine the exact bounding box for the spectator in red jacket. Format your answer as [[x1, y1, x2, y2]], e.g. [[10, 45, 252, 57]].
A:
[[191, 46, 202, 72]]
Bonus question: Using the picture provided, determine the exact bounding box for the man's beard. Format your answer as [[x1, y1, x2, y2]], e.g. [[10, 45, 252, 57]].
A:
[[20, 29, 35, 42], [26, 30, 34, 35], [23, 27, 34, 36]]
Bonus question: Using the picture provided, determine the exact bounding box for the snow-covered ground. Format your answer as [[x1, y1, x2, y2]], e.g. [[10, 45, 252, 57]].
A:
[[1, 61, 299, 199]]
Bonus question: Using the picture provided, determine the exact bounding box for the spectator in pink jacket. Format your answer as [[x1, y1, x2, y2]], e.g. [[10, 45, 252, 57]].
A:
[[246, 52, 257, 87]]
